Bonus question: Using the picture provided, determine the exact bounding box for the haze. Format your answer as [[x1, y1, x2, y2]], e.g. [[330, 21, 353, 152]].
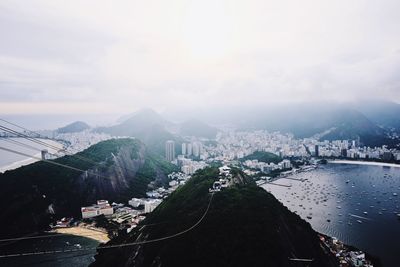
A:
[[1, 0, 400, 116]]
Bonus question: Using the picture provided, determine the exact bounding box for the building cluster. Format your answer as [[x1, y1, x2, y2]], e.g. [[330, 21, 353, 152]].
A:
[[181, 141, 204, 158], [204, 131, 309, 161], [176, 156, 208, 174], [79, 170, 193, 233], [194, 130, 400, 164], [209, 166, 233, 192], [309, 140, 400, 161], [165, 139, 206, 163], [243, 159, 292, 174], [168, 172, 191, 187], [56, 130, 112, 154], [320, 235, 374, 267]]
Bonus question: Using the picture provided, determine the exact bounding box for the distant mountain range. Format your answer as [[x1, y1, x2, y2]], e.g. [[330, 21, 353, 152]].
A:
[[163, 101, 400, 148], [56, 100, 400, 154]]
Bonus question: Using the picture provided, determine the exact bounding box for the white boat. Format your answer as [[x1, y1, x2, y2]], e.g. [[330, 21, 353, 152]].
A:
[[357, 220, 362, 224]]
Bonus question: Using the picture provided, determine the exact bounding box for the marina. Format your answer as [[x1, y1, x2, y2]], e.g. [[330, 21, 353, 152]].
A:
[[262, 163, 400, 267]]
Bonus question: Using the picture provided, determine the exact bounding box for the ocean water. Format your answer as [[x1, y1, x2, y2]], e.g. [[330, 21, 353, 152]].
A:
[[0, 234, 99, 267], [262, 163, 400, 267]]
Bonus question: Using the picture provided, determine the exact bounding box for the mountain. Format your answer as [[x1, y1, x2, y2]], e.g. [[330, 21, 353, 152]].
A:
[[0, 138, 177, 238], [179, 119, 218, 139], [57, 121, 91, 134], [91, 167, 338, 267], [240, 151, 282, 164], [96, 109, 182, 156], [355, 100, 400, 131], [114, 108, 173, 128]]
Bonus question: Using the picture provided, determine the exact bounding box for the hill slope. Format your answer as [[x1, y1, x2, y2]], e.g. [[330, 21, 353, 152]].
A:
[[57, 121, 90, 133], [0, 138, 177, 238], [91, 167, 337, 267], [96, 109, 182, 156], [179, 119, 218, 139], [240, 151, 282, 164]]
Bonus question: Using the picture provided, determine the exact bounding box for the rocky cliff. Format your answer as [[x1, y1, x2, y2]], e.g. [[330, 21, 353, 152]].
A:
[[0, 138, 177, 238]]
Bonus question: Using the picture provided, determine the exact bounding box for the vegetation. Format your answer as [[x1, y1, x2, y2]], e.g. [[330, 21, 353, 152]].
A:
[[0, 138, 176, 238], [240, 151, 282, 164], [95, 109, 184, 157], [92, 167, 338, 267], [57, 121, 90, 133]]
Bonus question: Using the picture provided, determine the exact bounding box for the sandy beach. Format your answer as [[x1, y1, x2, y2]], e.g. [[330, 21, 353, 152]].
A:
[[53, 226, 110, 243], [328, 160, 400, 168]]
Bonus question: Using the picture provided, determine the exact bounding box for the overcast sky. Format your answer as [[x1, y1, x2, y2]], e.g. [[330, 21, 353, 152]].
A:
[[1, 0, 400, 115]]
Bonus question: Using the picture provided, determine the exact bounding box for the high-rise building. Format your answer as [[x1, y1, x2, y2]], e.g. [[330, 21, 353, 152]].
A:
[[315, 145, 319, 157], [187, 143, 193, 156], [193, 142, 200, 157], [182, 143, 186, 155], [165, 140, 175, 162]]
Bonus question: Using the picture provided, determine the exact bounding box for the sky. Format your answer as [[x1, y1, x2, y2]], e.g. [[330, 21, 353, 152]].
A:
[[0, 0, 400, 116]]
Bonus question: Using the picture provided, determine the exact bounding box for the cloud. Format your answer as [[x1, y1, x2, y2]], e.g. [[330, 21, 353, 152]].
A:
[[0, 0, 399, 115]]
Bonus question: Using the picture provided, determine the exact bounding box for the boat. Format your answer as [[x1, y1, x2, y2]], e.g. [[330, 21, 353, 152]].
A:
[[357, 220, 362, 224], [307, 216, 312, 220], [393, 193, 398, 196], [363, 211, 368, 215]]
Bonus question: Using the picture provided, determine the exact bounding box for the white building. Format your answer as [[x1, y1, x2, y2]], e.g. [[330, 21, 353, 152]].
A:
[[144, 199, 162, 213], [165, 140, 175, 162], [282, 159, 291, 169], [182, 143, 187, 155], [81, 200, 114, 219], [128, 198, 145, 208], [187, 143, 192, 156]]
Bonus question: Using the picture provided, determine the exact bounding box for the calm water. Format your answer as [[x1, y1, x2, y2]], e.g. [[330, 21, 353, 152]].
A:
[[262, 163, 400, 267], [0, 234, 99, 267]]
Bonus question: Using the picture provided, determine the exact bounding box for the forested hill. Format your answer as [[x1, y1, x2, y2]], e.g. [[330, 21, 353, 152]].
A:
[[240, 151, 282, 164], [91, 167, 338, 267], [0, 138, 177, 238]]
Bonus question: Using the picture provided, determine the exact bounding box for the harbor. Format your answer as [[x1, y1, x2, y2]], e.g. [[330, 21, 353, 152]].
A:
[[261, 163, 400, 267]]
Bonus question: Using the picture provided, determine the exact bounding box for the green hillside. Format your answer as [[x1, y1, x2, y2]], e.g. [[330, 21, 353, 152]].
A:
[[96, 109, 183, 156], [0, 138, 177, 238], [92, 167, 338, 267], [240, 151, 282, 164]]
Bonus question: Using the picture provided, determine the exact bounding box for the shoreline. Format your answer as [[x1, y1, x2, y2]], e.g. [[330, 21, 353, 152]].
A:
[[328, 160, 400, 168], [52, 226, 110, 243]]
